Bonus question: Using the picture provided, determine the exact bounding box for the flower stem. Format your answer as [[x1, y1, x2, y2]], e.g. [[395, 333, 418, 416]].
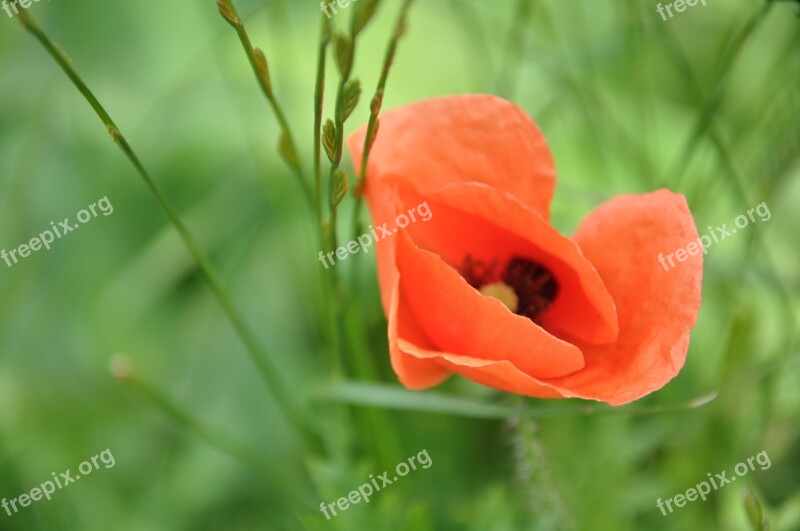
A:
[[328, 60, 355, 251], [217, 0, 313, 208], [314, 14, 331, 230], [509, 396, 575, 530], [311, 15, 346, 377], [352, 0, 415, 234]]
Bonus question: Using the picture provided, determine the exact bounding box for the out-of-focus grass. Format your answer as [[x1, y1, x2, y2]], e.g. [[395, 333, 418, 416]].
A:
[[0, 0, 798, 529]]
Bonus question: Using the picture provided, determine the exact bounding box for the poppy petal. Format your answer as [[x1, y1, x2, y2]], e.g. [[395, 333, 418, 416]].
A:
[[387, 276, 452, 388], [347, 94, 556, 221], [398, 337, 563, 398], [542, 190, 703, 405]]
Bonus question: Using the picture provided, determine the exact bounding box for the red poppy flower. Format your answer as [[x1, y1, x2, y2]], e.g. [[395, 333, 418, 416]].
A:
[[347, 95, 703, 405]]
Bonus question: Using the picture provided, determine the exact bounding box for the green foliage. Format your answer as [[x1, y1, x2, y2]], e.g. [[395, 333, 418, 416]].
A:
[[0, 0, 798, 530]]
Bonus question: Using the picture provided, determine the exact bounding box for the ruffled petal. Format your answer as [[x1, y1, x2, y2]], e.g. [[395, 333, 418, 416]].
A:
[[398, 338, 563, 398], [348, 94, 556, 220], [542, 190, 704, 405]]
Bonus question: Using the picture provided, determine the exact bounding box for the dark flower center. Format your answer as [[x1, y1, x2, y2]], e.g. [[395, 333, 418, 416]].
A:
[[460, 255, 559, 320]]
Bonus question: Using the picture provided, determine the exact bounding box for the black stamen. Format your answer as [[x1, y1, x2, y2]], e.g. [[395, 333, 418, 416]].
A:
[[503, 257, 559, 319]]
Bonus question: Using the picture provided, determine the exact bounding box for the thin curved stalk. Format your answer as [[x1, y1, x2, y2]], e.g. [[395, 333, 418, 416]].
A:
[[352, 0, 415, 234], [217, 0, 313, 207], [17, 11, 316, 444]]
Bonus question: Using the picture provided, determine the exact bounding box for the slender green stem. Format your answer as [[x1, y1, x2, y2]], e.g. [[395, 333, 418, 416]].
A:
[[218, 0, 313, 207], [329, 192, 340, 252], [325, 6, 369, 251], [310, 15, 345, 377], [328, 78, 354, 250], [314, 15, 331, 230], [324, 12, 367, 382], [352, 0, 414, 235], [341, 298, 405, 465], [509, 396, 575, 530], [17, 11, 315, 442]]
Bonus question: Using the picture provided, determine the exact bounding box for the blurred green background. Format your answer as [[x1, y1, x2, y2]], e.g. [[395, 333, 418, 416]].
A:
[[0, 0, 798, 529]]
